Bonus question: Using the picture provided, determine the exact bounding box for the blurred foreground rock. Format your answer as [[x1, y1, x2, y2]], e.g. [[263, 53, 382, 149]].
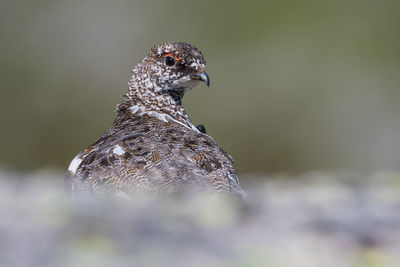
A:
[[0, 170, 399, 267]]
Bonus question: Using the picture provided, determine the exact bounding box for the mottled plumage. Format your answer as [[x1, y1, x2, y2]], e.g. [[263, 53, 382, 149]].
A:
[[66, 42, 246, 198]]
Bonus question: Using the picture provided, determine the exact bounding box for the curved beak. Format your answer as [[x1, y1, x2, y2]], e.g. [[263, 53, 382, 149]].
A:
[[192, 71, 210, 87]]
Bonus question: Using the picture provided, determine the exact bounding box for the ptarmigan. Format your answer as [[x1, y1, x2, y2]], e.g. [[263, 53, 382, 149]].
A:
[[66, 42, 246, 198]]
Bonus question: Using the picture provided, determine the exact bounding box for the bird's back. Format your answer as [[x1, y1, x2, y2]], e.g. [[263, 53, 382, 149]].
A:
[[67, 114, 245, 198]]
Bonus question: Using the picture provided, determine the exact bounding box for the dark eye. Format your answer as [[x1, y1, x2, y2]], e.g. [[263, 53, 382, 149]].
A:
[[165, 56, 175, 66]]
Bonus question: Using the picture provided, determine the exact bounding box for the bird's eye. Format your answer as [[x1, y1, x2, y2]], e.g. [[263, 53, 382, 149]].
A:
[[165, 56, 175, 66], [163, 52, 180, 66]]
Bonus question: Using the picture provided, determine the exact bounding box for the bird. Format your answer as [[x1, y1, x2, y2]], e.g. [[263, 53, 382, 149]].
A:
[[66, 42, 246, 199]]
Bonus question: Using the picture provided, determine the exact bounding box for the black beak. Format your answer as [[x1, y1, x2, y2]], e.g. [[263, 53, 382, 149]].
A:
[[192, 71, 210, 87]]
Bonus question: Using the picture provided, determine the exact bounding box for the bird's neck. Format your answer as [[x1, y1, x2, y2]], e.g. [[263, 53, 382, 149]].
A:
[[116, 76, 196, 131]]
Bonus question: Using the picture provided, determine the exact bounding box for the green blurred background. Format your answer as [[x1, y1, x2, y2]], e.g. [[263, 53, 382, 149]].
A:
[[1, 0, 400, 174]]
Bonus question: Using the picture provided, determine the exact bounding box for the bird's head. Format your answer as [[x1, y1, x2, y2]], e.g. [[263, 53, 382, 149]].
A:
[[131, 42, 209, 100]]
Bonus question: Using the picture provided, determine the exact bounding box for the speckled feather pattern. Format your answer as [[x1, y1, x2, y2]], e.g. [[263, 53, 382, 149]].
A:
[[66, 42, 246, 198]]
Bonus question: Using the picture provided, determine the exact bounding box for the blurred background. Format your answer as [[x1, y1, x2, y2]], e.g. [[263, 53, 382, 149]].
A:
[[2, 0, 400, 174], [1, 1, 400, 267]]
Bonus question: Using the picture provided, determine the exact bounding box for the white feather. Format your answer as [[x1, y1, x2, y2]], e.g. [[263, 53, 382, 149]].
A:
[[68, 154, 82, 174], [113, 145, 125, 156]]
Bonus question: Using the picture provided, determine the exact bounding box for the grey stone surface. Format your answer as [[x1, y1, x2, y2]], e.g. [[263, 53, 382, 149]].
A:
[[1, 170, 399, 267]]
